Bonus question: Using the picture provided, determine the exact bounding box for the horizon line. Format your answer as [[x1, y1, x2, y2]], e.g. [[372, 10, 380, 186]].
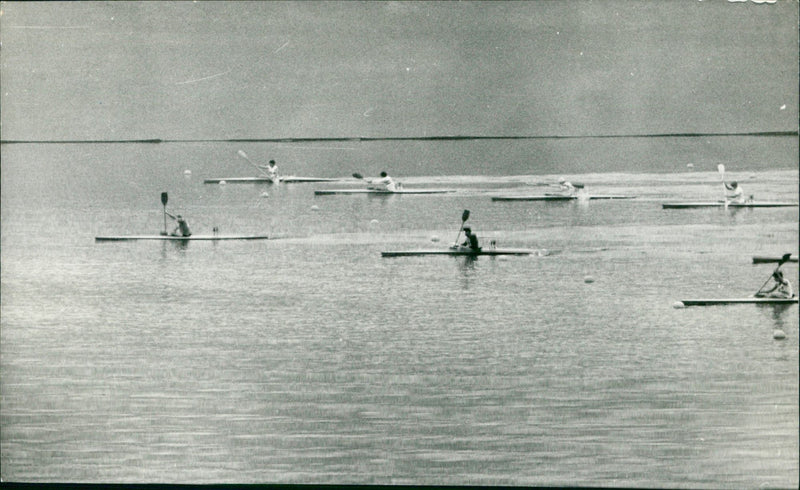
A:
[[1, 131, 797, 144]]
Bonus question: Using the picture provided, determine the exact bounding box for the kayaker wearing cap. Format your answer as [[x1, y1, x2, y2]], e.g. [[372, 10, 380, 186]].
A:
[[459, 227, 480, 251], [258, 159, 279, 182], [166, 212, 192, 237], [723, 181, 746, 203], [756, 270, 794, 298], [558, 177, 576, 196], [367, 171, 399, 192]]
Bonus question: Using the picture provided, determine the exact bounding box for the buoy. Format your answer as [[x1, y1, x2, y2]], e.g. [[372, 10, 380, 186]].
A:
[[773, 329, 786, 340], [370, 219, 379, 225], [686, 163, 694, 168], [584, 276, 594, 284], [310, 205, 319, 211], [430, 235, 440, 242], [672, 301, 685, 309], [219, 180, 227, 185], [184, 169, 192, 175], [260, 191, 269, 198]]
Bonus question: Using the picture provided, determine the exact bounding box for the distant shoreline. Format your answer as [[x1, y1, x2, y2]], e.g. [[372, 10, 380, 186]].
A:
[[2, 131, 797, 145]]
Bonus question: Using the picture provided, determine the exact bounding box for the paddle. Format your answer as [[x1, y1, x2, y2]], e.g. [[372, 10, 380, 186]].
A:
[[755, 252, 793, 296], [161, 192, 168, 235], [238, 150, 268, 177], [352, 173, 364, 180], [718, 164, 727, 208], [452, 209, 470, 247]]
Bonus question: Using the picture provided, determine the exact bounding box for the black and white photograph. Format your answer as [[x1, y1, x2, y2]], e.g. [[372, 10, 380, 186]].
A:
[[1, 1, 797, 487]]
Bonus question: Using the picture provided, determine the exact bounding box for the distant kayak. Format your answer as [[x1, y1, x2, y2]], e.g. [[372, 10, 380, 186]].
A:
[[381, 248, 545, 257], [315, 188, 455, 195], [96, 234, 270, 241], [662, 201, 798, 209], [676, 297, 798, 306], [204, 176, 341, 184], [492, 195, 636, 201], [752, 255, 799, 264]]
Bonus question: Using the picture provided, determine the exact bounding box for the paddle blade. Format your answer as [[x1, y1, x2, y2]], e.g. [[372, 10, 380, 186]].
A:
[[352, 173, 364, 179], [161, 192, 168, 206], [780, 253, 793, 265], [461, 209, 470, 222]]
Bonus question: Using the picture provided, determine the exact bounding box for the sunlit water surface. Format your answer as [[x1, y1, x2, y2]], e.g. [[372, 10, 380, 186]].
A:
[[1, 141, 798, 486]]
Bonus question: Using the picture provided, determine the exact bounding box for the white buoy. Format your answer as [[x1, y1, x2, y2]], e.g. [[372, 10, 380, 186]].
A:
[[773, 329, 786, 340], [219, 180, 226, 185], [686, 163, 694, 168], [370, 219, 379, 225], [184, 169, 192, 175], [310, 205, 319, 211], [430, 235, 440, 242], [672, 301, 686, 309], [260, 191, 269, 198], [584, 276, 595, 284]]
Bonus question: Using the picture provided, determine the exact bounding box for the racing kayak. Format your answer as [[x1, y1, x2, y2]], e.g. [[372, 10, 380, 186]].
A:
[[662, 201, 798, 209], [492, 195, 635, 201], [204, 176, 340, 184], [382, 248, 543, 257], [676, 297, 798, 307], [315, 188, 455, 195], [752, 255, 799, 264], [96, 234, 270, 241]]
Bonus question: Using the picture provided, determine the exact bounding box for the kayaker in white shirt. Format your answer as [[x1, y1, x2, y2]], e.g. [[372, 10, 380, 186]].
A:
[[258, 160, 279, 182], [558, 177, 577, 196], [756, 270, 794, 298], [723, 181, 746, 203], [367, 171, 399, 191]]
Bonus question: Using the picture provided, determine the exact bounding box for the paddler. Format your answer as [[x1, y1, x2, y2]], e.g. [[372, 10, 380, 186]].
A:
[[258, 159, 279, 182], [558, 177, 577, 196], [723, 181, 747, 203], [755, 270, 794, 299], [166, 213, 192, 237], [367, 171, 399, 192], [458, 227, 481, 252]]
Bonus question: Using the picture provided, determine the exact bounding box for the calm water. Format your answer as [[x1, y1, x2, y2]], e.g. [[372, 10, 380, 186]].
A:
[[1, 140, 798, 486]]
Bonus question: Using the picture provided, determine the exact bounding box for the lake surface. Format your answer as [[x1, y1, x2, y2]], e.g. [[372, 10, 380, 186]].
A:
[[1, 140, 798, 486]]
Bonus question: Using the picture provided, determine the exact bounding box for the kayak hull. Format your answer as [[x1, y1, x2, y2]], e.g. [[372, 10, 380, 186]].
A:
[[752, 255, 799, 264], [662, 202, 798, 209], [492, 195, 635, 201], [382, 248, 541, 257], [316, 189, 454, 195], [678, 297, 798, 306], [96, 235, 270, 241], [204, 177, 340, 184]]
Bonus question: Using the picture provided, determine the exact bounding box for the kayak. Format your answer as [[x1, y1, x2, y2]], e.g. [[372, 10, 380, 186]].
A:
[[492, 195, 635, 201], [676, 297, 798, 307], [96, 234, 270, 241], [662, 201, 798, 209], [315, 189, 455, 195], [752, 255, 799, 264], [204, 176, 340, 184], [382, 248, 543, 257]]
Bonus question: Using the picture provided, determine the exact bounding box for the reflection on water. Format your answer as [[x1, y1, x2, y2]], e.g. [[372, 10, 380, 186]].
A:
[[1, 144, 797, 486]]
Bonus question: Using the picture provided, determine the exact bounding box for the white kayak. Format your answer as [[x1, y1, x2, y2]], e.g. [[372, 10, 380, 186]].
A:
[[382, 248, 545, 257], [676, 297, 798, 307], [315, 188, 455, 195], [96, 234, 270, 241], [662, 201, 798, 209], [752, 255, 799, 264], [204, 176, 341, 184], [492, 195, 636, 201]]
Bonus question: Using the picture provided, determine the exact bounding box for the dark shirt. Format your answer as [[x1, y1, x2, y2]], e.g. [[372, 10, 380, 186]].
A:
[[463, 232, 480, 250]]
